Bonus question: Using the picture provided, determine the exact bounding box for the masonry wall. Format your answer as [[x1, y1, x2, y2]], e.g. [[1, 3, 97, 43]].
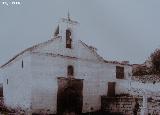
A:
[[29, 52, 132, 114], [30, 53, 60, 114], [101, 96, 160, 115], [1, 53, 32, 110], [30, 35, 132, 113], [147, 98, 160, 115], [101, 96, 140, 115]]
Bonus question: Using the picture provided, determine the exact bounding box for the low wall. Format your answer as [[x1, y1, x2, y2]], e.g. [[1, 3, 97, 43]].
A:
[[101, 96, 141, 115], [101, 96, 160, 115], [147, 98, 160, 115]]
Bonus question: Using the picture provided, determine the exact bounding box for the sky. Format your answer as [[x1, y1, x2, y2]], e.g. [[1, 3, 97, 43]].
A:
[[0, 0, 160, 65]]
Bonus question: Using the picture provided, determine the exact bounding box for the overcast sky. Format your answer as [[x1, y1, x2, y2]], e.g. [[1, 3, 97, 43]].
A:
[[0, 0, 160, 65]]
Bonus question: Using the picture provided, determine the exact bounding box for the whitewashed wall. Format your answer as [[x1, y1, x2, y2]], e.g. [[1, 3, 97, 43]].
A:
[[0, 37, 132, 114], [2, 53, 32, 110], [30, 53, 61, 114], [29, 51, 132, 113]]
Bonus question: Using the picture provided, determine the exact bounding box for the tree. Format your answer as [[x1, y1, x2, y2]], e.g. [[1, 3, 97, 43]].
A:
[[150, 48, 160, 74], [132, 65, 151, 76]]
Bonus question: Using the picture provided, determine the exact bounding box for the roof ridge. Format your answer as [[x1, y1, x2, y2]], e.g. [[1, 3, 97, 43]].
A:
[[79, 40, 104, 61]]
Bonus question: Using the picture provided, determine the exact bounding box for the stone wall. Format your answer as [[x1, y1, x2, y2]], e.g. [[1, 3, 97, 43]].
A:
[[101, 96, 160, 115], [147, 98, 160, 115], [101, 96, 140, 115]]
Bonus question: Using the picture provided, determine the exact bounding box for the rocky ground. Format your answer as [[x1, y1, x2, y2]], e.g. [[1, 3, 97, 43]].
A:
[[0, 98, 123, 115]]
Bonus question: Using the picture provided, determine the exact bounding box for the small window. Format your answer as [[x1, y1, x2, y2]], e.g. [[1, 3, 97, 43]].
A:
[[66, 29, 72, 48], [116, 66, 124, 79], [7, 79, 8, 84], [67, 65, 74, 77], [22, 60, 24, 68]]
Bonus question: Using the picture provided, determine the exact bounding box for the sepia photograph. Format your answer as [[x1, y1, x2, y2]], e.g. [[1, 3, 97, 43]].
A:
[[0, 0, 160, 115]]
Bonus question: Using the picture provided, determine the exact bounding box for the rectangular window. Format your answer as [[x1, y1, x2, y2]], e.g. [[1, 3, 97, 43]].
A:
[[66, 29, 72, 48], [116, 66, 124, 79], [68, 65, 74, 77]]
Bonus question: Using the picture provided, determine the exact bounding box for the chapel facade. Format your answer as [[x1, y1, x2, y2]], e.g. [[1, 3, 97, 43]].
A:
[[0, 15, 132, 114]]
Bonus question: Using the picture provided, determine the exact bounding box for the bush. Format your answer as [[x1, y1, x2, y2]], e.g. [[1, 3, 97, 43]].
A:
[[150, 48, 160, 74]]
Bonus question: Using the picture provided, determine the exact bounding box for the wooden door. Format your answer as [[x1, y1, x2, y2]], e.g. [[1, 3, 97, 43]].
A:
[[57, 77, 83, 115], [107, 82, 116, 96]]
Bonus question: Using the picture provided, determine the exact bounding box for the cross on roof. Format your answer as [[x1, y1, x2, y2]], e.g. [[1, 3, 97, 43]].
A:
[[61, 12, 79, 25]]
